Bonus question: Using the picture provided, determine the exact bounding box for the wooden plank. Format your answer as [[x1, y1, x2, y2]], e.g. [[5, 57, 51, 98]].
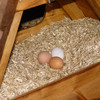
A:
[[0, 0, 18, 60], [95, 0, 100, 7], [0, 11, 23, 86], [76, 78, 100, 99], [0, 0, 8, 24], [12, 63, 100, 100], [0, 30, 3, 40], [52, 92, 85, 100], [76, 0, 98, 19], [86, 0, 100, 18], [16, 0, 48, 11], [56, 0, 85, 19], [15, 2, 69, 44]]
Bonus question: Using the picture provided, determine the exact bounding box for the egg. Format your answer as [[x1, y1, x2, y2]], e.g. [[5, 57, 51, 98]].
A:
[[51, 47, 64, 59], [38, 51, 51, 65], [49, 57, 64, 69]]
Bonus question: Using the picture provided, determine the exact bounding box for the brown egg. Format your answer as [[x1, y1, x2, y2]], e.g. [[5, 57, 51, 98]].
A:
[[38, 51, 51, 65], [49, 57, 64, 69]]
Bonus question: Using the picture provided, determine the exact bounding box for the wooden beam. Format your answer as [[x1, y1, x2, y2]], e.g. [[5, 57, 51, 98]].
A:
[[16, 0, 48, 11], [76, 0, 98, 19], [76, 78, 100, 99], [95, 0, 100, 7], [57, 0, 85, 19], [86, 0, 100, 18], [0, 0, 18, 60], [0, 11, 23, 86]]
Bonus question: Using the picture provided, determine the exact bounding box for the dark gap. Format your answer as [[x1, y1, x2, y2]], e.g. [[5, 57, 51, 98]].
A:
[[18, 4, 46, 30]]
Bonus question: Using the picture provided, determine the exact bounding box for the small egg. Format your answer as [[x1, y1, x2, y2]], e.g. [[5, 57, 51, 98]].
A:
[[49, 57, 64, 69], [38, 51, 51, 65], [51, 47, 64, 59]]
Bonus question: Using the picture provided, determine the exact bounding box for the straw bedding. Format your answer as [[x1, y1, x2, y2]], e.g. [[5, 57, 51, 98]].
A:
[[0, 18, 100, 100], [20, 17, 43, 29]]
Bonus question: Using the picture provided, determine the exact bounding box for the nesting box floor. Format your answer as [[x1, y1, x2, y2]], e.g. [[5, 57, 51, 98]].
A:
[[0, 18, 100, 100]]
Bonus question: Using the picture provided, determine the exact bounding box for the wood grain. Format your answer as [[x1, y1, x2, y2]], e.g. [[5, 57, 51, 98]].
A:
[[16, 0, 48, 11], [86, 0, 100, 18], [76, 78, 100, 99], [0, 30, 3, 40], [0, 0, 9, 24], [0, 0, 18, 60], [12, 63, 100, 100], [57, 0, 85, 19], [15, 2, 69, 44], [52, 92, 85, 100], [0, 11, 23, 86], [76, 0, 98, 19], [95, 0, 100, 7]]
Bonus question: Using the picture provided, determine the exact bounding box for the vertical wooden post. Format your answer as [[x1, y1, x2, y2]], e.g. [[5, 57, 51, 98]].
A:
[[0, 0, 18, 60], [0, 11, 23, 86]]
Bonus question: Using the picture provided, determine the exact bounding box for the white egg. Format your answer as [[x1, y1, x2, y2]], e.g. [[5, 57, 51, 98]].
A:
[[51, 47, 64, 59]]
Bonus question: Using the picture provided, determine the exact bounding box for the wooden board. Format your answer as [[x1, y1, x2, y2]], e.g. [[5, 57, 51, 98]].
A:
[[77, 78, 100, 99], [0, 0, 18, 60], [0, 11, 23, 86], [12, 63, 100, 100], [86, 0, 100, 18], [95, 0, 100, 7], [76, 0, 98, 19], [16, 0, 48, 11], [15, 2, 69, 44], [57, 0, 85, 19]]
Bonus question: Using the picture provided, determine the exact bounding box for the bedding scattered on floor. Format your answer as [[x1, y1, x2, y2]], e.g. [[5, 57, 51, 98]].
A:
[[0, 17, 100, 100]]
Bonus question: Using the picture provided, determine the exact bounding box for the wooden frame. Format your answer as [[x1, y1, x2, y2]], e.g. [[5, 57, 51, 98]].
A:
[[16, 0, 48, 11], [0, 0, 100, 100]]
